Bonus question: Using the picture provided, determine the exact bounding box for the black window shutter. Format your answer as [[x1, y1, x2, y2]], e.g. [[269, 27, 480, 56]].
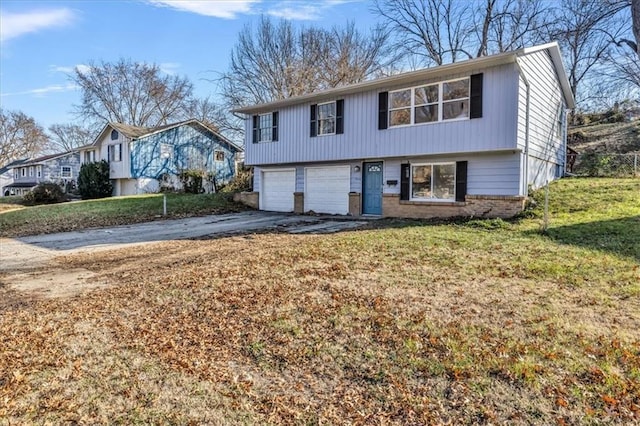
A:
[[456, 161, 468, 202], [310, 104, 317, 137], [336, 99, 344, 134], [378, 92, 388, 130], [470, 73, 483, 119], [252, 115, 259, 143], [272, 111, 278, 141], [400, 163, 410, 201]]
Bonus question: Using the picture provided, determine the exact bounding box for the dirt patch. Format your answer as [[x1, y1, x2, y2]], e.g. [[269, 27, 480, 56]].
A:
[[8, 267, 105, 299]]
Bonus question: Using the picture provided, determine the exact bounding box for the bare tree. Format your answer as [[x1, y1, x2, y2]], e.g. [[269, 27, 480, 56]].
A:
[[221, 16, 394, 107], [373, 0, 473, 66], [47, 123, 93, 152], [373, 0, 554, 66], [0, 109, 49, 167], [72, 59, 194, 128], [186, 97, 244, 143], [551, 0, 630, 107]]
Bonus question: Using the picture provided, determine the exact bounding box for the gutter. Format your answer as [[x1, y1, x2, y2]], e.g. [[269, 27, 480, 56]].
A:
[[514, 57, 531, 197]]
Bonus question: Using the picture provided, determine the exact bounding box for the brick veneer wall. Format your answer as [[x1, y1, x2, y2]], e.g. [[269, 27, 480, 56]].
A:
[[382, 194, 526, 219], [233, 191, 259, 209], [348, 192, 361, 217], [294, 192, 304, 213]]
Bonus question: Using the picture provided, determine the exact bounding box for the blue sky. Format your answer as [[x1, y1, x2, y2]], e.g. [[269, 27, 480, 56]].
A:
[[0, 0, 378, 129]]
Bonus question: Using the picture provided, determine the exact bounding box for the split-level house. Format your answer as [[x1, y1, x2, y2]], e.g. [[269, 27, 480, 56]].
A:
[[79, 119, 243, 196], [234, 42, 575, 218], [3, 152, 80, 196]]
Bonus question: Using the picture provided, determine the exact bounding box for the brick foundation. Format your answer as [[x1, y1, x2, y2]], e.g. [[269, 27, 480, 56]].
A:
[[382, 194, 526, 219], [349, 192, 361, 217], [233, 191, 259, 209], [294, 192, 304, 214]]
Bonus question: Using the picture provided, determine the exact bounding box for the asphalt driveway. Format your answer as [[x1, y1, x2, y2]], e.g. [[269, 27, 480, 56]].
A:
[[1, 211, 368, 273]]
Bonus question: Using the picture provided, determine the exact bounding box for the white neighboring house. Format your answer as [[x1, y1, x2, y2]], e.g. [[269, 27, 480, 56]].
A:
[[234, 42, 575, 218]]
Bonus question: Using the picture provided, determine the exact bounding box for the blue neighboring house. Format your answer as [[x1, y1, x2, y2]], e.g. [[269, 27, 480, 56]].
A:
[[78, 119, 243, 196], [234, 42, 575, 218]]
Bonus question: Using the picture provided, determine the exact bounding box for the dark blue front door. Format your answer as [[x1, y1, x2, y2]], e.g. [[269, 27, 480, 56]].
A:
[[363, 161, 383, 215]]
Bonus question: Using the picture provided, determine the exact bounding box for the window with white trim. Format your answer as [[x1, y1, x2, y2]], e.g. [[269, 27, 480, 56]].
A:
[[61, 166, 72, 178], [411, 163, 456, 201], [258, 114, 273, 142], [109, 143, 122, 162], [21, 168, 26, 177], [389, 77, 469, 127], [214, 150, 225, 162], [29, 166, 34, 177], [37, 166, 42, 178], [317, 101, 336, 135]]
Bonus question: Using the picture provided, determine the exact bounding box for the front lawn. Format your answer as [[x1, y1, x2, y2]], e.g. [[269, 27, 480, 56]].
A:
[[0, 192, 248, 237], [1, 178, 639, 424]]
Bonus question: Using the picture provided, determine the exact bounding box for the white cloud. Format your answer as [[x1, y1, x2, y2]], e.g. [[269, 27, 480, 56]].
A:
[[50, 64, 91, 75], [1, 83, 79, 98], [146, 0, 259, 19], [0, 8, 76, 43], [266, 0, 356, 20], [159, 62, 181, 75]]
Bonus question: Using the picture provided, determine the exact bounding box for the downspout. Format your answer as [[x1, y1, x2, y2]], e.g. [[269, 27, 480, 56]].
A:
[[515, 57, 530, 197]]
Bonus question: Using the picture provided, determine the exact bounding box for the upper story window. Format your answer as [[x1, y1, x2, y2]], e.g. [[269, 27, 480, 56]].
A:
[[252, 112, 278, 143], [84, 150, 95, 163], [61, 166, 72, 178], [21, 168, 26, 177], [14, 170, 19, 179], [37, 166, 42, 178], [214, 150, 225, 162], [310, 99, 344, 137], [317, 102, 336, 135], [109, 143, 122, 162], [29, 166, 34, 177], [388, 77, 469, 127], [111, 129, 119, 140]]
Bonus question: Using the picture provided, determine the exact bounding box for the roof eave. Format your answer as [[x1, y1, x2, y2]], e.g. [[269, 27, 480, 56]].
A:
[[232, 51, 520, 115]]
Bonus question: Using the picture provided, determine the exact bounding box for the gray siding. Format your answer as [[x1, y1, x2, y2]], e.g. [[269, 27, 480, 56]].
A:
[[12, 153, 80, 186], [245, 64, 520, 166], [517, 50, 566, 189], [256, 152, 521, 197]]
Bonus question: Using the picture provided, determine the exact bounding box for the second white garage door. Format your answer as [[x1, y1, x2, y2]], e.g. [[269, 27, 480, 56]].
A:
[[261, 169, 295, 212], [304, 166, 351, 215]]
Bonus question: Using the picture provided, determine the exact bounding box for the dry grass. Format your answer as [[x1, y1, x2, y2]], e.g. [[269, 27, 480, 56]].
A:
[[1, 178, 639, 424]]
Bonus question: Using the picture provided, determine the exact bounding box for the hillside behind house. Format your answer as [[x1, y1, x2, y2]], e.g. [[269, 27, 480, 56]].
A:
[[568, 121, 640, 154]]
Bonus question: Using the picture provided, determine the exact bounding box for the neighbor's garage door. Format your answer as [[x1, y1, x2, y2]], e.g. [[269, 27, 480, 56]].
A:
[[261, 169, 295, 212], [304, 166, 350, 215]]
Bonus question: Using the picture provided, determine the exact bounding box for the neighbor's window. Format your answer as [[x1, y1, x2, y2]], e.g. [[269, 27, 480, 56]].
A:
[[37, 166, 42, 178], [61, 166, 72, 178], [259, 113, 273, 142], [389, 77, 469, 127], [84, 150, 95, 163], [215, 150, 225, 162], [109, 144, 122, 162], [29, 166, 34, 177], [21, 168, 26, 177], [111, 129, 119, 140], [411, 163, 455, 201], [317, 101, 336, 135]]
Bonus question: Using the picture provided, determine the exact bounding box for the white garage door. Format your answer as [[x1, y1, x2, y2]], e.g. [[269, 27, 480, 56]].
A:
[[261, 169, 295, 212], [305, 166, 351, 215]]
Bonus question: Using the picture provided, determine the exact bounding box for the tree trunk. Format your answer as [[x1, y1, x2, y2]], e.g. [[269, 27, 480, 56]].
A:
[[633, 0, 640, 56]]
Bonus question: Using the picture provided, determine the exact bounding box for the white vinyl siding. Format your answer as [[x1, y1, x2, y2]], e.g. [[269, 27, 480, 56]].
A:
[[304, 166, 350, 214]]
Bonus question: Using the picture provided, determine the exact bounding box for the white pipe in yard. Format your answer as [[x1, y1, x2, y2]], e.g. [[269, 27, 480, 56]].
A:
[[163, 194, 167, 216]]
